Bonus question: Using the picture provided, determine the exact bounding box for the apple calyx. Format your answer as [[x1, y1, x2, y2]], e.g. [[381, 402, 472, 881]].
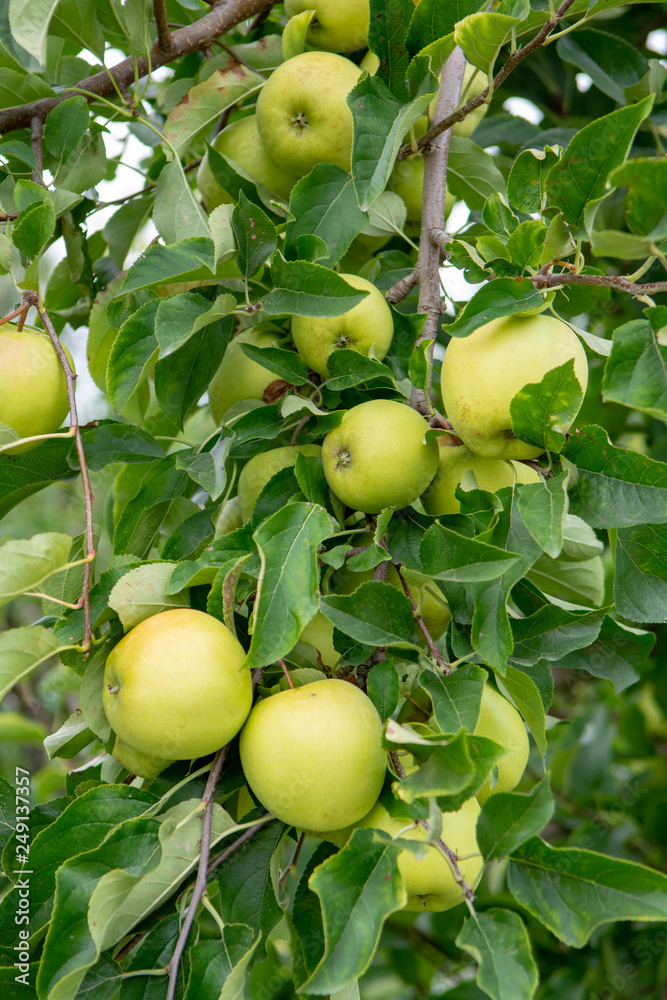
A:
[[290, 112, 309, 129], [335, 448, 352, 470]]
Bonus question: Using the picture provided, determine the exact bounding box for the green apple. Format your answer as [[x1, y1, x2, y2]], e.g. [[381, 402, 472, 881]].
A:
[[239, 678, 386, 830], [237, 444, 322, 521], [209, 329, 282, 424], [196, 115, 295, 212], [474, 684, 529, 805], [256, 51, 361, 177], [103, 609, 252, 769], [0, 323, 73, 455], [322, 399, 439, 514], [285, 0, 370, 53], [298, 611, 341, 669], [111, 738, 173, 782], [291, 273, 394, 376], [422, 440, 541, 515], [440, 313, 589, 460], [387, 156, 455, 227], [322, 796, 484, 912]]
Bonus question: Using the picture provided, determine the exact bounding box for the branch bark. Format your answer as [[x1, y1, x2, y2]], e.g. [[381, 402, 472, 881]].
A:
[[396, 0, 579, 161], [0, 0, 272, 135], [527, 270, 667, 298], [153, 0, 173, 54]]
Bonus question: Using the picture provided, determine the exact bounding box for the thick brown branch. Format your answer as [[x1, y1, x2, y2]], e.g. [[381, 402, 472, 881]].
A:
[[528, 271, 667, 297], [396, 0, 579, 161], [0, 0, 272, 134], [153, 0, 173, 54], [36, 299, 96, 650], [385, 271, 418, 304]]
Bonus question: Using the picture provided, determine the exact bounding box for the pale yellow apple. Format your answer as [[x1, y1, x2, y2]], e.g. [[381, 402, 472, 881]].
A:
[[196, 115, 295, 212], [298, 611, 341, 669], [440, 313, 588, 460], [111, 738, 173, 782], [387, 156, 455, 228], [322, 797, 484, 912], [285, 0, 370, 53], [103, 609, 252, 765], [291, 273, 394, 376], [322, 399, 439, 513], [239, 678, 386, 830], [256, 51, 361, 176], [422, 440, 541, 515], [474, 684, 529, 805], [237, 444, 322, 521], [209, 329, 282, 424], [0, 323, 73, 455]]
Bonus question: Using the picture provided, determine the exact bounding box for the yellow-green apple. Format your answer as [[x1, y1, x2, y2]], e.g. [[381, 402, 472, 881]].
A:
[[322, 399, 439, 513], [321, 796, 484, 912], [237, 443, 322, 521], [239, 678, 386, 830], [285, 0, 370, 52], [291, 274, 393, 376], [256, 51, 361, 176], [422, 440, 541, 515], [103, 609, 252, 776], [440, 313, 588, 460], [209, 328, 282, 424], [387, 157, 455, 230], [196, 115, 296, 212], [473, 684, 529, 804], [0, 323, 73, 455], [298, 611, 341, 669]]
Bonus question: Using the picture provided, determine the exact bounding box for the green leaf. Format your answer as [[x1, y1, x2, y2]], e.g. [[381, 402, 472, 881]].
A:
[[507, 220, 547, 272], [325, 349, 405, 395], [245, 503, 334, 670], [508, 837, 667, 948], [295, 452, 328, 508], [155, 319, 232, 428], [0, 626, 65, 703], [510, 359, 585, 455], [0, 532, 73, 607], [155, 291, 236, 357], [119, 912, 196, 1000], [0, 776, 15, 855], [507, 146, 560, 215], [367, 660, 400, 722], [153, 160, 210, 245], [8, 0, 61, 62], [419, 523, 522, 583], [304, 828, 406, 995], [516, 472, 567, 559], [107, 562, 189, 631], [239, 344, 310, 386], [175, 430, 234, 501], [395, 732, 494, 804], [407, 0, 479, 55], [447, 136, 508, 211], [456, 908, 538, 1000], [120, 238, 216, 295], [478, 776, 554, 861], [614, 522, 667, 624], [167, 527, 254, 592], [511, 605, 605, 666], [556, 616, 652, 690], [348, 64, 438, 210], [232, 191, 277, 281], [602, 310, 667, 423], [0, 433, 76, 518], [455, 5, 529, 73], [0, 69, 56, 109], [12, 198, 55, 258], [113, 456, 189, 557], [43, 97, 90, 167], [563, 425, 667, 528], [263, 256, 368, 317], [556, 29, 648, 104], [545, 97, 653, 236], [420, 663, 487, 735], [368, 0, 414, 100], [609, 158, 667, 236], [216, 820, 286, 964], [446, 278, 545, 338], [77, 422, 165, 472], [162, 65, 264, 158], [320, 581, 418, 649], [106, 299, 160, 413], [285, 164, 367, 267], [183, 925, 259, 1000], [292, 842, 338, 989], [498, 665, 546, 758], [55, 131, 107, 194]]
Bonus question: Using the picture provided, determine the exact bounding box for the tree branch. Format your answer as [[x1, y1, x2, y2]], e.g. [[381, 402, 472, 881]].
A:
[[35, 297, 96, 651], [30, 115, 44, 186], [0, 0, 272, 135], [206, 816, 273, 877], [396, 0, 579, 161], [153, 0, 173, 54], [385, 270, 418, 304], [394, 565, 451, 674], [410, 46, 466, 414], [527, 270, 667, 297]]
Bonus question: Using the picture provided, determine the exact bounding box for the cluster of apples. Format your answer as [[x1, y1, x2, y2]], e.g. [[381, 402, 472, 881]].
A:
[[103, 606, 529, 912]]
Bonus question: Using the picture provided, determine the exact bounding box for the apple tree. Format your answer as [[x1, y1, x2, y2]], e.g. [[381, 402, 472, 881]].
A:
[[0, 0, 667, 998]]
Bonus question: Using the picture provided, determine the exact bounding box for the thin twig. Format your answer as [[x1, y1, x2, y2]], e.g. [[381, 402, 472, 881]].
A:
[[289, 415, 310, 446], [432, 828, 475, 903], [115, 933, 145, 963], [36, 299, 96, 650], [248, 0, 277, 33], [0, 303, 30, 327], [0, 0, 273, 134], [278, 831, 305, 888], [206, 816, 273, 876], [390, 750, 406, 779], [218, 41, 268, 77], [279, 659, 295, 689], [30, 115, 44, 186], [396, 0, 579, 161], [153, 0, 173, 54], [527, 270, 667, 297], [0, 211, 19, 221], [385, 271, 418, 305], [394, 565, 451, 673], [165, 746, 228, 1000]]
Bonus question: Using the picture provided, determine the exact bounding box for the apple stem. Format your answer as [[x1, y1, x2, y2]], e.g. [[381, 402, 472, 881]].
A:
[[279, 659, 295, 689], [394, 564, 451, 674], [390, 751, 406, 779], [0, 303, 31, 328]]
